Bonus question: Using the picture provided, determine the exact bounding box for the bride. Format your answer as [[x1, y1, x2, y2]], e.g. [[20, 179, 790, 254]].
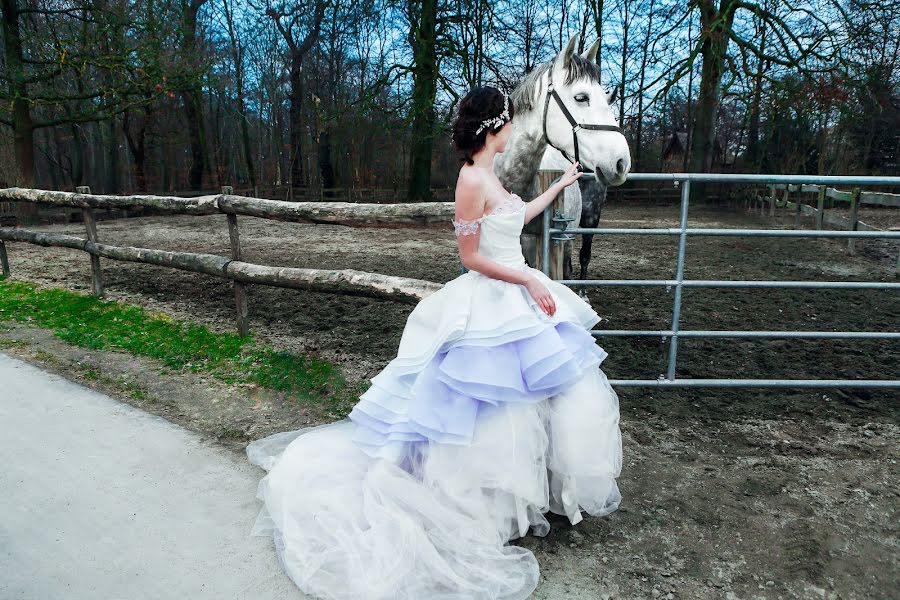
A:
[[245, 85, 623, 600]]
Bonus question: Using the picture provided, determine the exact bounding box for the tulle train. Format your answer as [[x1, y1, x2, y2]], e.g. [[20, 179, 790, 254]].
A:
[[245, 366, 622, 600]]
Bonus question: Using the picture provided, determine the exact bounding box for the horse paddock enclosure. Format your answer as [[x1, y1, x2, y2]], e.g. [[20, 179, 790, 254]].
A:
[[0, 184, 898, 599]]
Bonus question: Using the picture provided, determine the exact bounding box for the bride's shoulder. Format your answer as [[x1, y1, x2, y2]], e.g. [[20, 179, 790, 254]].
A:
[[456, 164, 484, 190], [454, 167, 486, 215]]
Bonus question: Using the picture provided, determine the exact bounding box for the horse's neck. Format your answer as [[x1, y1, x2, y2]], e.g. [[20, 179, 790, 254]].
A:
[[494, 112, 549, 199]]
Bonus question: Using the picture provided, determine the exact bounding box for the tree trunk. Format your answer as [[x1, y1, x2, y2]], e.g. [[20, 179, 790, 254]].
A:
[[288, 56, 305, 192], [123, 100, 150, 191], [1, 0, 38, 223], [688, 0, 736, 200], [268, 0, 326, 198], [181, 0, 210, 191], [183, 89, 208, 191], [683, 12, 695, 172], [634, 0, 656, 169], [406, 0, 439, 202], [106, 114, 122, 194], [618, 1, 629, 129], [745, 2, 767, 171], [233, 46, 256, 190], [319, 129, 336, 196]]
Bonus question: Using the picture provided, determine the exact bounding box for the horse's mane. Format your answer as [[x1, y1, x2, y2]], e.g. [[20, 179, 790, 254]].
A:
[[512, 54, 602, 114]]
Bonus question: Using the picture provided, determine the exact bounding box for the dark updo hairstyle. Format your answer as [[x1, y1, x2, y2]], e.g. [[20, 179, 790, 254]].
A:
[[451, 86, 515, 166]]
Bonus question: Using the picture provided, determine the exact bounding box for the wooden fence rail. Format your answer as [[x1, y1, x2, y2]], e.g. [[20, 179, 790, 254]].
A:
[[772, 184, 900, 208], [752, 183, 900, 271], [0, 187, 456, 227], [0, 185, 456, 336]]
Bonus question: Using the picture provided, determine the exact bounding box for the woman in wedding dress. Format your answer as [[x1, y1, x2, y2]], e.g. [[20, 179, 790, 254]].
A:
[[245, 86, 623, 600]]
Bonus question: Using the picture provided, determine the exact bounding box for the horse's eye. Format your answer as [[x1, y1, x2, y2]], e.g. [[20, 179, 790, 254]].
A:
[[575, 94, 589, 103]]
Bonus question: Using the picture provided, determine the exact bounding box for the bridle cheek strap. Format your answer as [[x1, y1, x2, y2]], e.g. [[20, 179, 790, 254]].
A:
[[542, 69, 624, 171]]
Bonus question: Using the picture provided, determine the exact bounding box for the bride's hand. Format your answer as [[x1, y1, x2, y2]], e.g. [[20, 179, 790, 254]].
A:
[[558, 161, 582, 189], [524, 275, 556, 316]]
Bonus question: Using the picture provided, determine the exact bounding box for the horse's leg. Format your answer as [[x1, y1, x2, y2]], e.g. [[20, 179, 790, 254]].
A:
[[577, 233, 595, 300], [576, 194, 596, 299], [577, 181, 608, 300], [579, 234, 594, 282]]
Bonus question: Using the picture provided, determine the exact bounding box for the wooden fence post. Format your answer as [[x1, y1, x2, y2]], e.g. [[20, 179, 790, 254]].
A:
[[793, 185, 803, 228], [534, 170, 563, 274], [223, 186, 250, 336], [815, 185, 826, 230], [548, 176, 571, 280], [774, 185, 786, 217], [0, 240, 8, 278], [848, 187, 861, 255], [76, 185, 104, 297]]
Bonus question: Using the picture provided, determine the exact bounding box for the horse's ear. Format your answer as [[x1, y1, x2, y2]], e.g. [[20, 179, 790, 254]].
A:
[[582, 39, 600, 65], [608, 86, 618, 105], [554, 34, 581, 72]]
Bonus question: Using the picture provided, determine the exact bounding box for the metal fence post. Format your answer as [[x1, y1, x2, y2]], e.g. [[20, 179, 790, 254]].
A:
[[666, 180, 691, 381]]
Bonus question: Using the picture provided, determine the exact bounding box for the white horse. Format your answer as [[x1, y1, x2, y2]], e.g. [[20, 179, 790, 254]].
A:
[[494, 33, 631, 270]]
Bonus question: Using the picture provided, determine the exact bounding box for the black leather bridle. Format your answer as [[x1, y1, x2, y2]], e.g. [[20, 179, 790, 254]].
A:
[[542, 68, 624, 171]]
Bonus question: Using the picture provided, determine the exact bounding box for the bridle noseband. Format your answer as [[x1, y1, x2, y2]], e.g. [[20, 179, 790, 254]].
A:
[[541, 69, 624, 172]]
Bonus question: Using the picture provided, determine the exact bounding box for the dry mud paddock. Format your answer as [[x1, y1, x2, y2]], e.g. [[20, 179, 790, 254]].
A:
[[1, 203, 898, 600]]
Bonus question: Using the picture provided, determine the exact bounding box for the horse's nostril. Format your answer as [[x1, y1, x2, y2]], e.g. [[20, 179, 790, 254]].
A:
[[616, 158, 627, 175]]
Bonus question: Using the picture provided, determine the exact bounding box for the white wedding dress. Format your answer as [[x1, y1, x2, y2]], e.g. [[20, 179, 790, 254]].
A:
[[245, 192, 623, 600]]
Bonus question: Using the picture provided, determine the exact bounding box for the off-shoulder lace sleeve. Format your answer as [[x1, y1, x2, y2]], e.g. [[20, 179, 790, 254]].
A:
[[452, 217, 482, 237]]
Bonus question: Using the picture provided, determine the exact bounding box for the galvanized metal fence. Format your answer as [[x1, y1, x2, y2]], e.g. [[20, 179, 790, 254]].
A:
[[541, 173, 900, 389]]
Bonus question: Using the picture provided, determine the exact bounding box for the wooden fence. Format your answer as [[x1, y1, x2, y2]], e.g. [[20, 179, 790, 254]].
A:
[[753, 184, 900, 260], [0, 179, 571, 336], [0, 185, 459, 336]]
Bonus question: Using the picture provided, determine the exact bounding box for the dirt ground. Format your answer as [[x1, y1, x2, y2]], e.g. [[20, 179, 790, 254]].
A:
[[1, 202, 898, 599]]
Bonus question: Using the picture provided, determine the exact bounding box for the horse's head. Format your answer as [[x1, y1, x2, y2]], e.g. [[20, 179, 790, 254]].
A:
[[539, 34, 631, 186]]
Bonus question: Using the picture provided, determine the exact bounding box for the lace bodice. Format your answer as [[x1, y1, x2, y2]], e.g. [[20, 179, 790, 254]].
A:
[[452, 193, 525, 236], [452, 193, 527, 269]]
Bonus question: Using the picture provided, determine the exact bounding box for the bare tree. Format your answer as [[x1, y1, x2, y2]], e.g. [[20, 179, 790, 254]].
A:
[[259, 0, 328, 195]]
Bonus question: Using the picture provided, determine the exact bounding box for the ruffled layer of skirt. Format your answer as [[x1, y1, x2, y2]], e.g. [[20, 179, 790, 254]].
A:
[[349, 319, 607, 456], [347, 265, 606, 461]]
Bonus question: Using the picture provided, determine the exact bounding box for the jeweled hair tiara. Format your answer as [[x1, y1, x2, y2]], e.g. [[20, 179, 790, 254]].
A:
[[475, 90, 510, 135]]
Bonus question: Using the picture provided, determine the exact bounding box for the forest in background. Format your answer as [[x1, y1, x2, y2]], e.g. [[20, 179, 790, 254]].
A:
[[1, 0, 898, 211]]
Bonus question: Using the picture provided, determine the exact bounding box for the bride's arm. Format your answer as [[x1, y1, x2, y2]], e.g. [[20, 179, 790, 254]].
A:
[[522, 161, 582, 224], [454, 173, 532, 286], [522, 180, 566, 225]]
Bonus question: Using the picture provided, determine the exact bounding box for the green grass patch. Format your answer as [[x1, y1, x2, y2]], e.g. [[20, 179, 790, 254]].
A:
[[0, 278, 361, 415]]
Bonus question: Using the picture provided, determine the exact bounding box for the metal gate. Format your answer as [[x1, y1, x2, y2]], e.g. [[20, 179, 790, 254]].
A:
[[541, 173, 900, 389]]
